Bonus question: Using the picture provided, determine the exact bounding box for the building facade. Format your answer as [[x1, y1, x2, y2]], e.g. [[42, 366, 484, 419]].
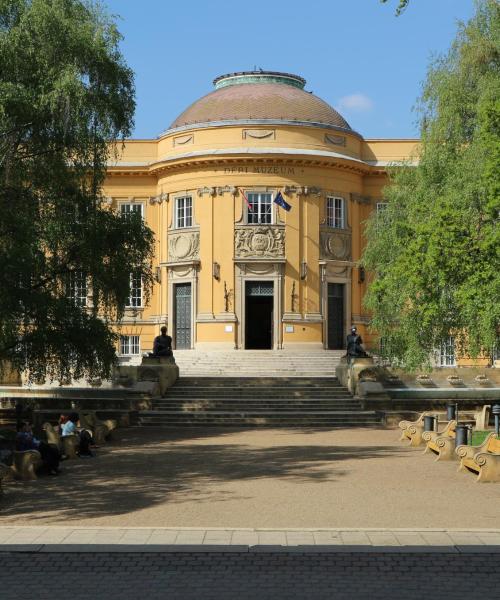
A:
[[105, 71, 418, 358]]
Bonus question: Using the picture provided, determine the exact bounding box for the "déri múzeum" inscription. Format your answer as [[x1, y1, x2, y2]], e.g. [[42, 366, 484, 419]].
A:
[[221, 165, 296, 175]]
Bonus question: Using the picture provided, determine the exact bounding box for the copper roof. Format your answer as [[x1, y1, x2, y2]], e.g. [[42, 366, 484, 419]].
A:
[[169, 72, 352, 132]]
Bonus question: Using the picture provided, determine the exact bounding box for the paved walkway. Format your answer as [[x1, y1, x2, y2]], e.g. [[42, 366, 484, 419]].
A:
[[1, 526, 500, 550]]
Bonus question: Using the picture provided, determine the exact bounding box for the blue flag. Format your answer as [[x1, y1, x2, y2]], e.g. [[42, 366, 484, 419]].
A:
[[274, 191, 292, 212]]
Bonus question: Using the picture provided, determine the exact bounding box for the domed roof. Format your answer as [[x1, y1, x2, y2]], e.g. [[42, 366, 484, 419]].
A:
[[168, 71, 352, 132]]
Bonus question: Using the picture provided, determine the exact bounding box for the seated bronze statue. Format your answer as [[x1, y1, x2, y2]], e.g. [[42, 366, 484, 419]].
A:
[[150, 326, 173, 357], [346, 326, 368, 359]]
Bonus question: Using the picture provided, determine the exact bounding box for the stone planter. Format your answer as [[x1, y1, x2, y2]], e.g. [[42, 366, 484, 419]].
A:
[[475, 374, 490, 386], [416, 374, 433, 387]]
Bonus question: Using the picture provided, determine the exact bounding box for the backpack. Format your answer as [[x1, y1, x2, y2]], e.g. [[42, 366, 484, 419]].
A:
[[79, 430, 93, 456]]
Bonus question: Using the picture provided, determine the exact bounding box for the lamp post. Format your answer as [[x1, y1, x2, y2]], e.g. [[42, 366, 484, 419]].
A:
[[492, 405, 500, 437], [300, 261, 307, 281]]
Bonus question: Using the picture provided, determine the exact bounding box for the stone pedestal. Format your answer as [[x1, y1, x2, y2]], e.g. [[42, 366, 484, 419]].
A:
[[114, 355, 179, 398], [336, 356, 379, 394]]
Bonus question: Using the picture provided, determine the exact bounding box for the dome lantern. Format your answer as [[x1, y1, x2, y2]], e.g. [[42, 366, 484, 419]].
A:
[[213, 71, 306, 90]]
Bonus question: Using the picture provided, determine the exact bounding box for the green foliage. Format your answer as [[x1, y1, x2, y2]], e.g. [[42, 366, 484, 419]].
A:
[[380, 0, 410, 16], [471, 431, 499, 445], [362, 0, 500, 370], [0, 0, 154, 382]]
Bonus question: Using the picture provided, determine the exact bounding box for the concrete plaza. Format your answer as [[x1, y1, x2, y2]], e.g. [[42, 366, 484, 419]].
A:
[[1, 426, 500, 528], [2, 427, 500, 599]]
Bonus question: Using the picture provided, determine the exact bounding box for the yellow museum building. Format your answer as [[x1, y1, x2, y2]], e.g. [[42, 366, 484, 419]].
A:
[[105, 71, 418, 357]]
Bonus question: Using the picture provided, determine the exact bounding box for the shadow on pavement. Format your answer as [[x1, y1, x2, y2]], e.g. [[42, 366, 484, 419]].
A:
[[0, 427, 404, 522]]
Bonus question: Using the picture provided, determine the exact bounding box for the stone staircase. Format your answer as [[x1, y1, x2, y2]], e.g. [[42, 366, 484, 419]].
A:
[[138, 350, 383, 427], [172, 349, 344, 378]]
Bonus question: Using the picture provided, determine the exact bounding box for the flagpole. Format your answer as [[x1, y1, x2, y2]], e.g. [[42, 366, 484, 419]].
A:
[[239, 187, 252, 212]]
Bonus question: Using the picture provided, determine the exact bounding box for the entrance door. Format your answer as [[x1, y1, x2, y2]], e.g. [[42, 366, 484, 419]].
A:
[[245, 281, 273, 349], [327, 283, 345, 349], [174, 283, 191, 349]]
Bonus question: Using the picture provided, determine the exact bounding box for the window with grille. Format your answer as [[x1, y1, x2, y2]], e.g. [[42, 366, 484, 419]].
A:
[[439, 336, 456, 366], [376, 202, 388, 215], [67, 271, 87, 307], [127, 272, 142, 308], [247, 192, 273, 224], [326, 197, 345, 229], [176, 196, 193, 228], [119, 335, 140, 355], [120, 203, 144, 220]]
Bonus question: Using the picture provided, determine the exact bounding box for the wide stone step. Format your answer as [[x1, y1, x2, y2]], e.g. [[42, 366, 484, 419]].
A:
[[139, 416, 382, 427], [163, 393, 353, 399], [173, 379, 342, 384], [153, 398, 360, 409], [141, 410, 376, 418], [154, 400, 361, 407], [170, 384, 344, 389], [152, 406, 362, 413], [176, 373, 338, 378], [154, 398, 358, 404]]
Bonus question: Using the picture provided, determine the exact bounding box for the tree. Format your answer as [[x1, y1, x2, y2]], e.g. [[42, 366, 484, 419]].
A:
[[0, 0, 154, 383], [380, 0, 410, 16], [362, 0, 500, 370]]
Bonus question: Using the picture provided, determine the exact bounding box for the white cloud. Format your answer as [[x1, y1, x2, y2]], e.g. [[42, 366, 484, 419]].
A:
[[336, 93, 374, 112]]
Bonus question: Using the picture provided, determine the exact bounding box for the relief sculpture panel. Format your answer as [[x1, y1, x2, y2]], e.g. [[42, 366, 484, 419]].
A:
[[168, 230, 200, 262], [320, 231, 351, 261], [235, 226, 285, 259]]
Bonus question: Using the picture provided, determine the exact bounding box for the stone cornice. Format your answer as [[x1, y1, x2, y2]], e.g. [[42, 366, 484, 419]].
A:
[[106, 148, 393, 177]]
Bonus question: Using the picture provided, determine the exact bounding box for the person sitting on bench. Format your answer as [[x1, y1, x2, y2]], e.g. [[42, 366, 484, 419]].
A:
[[16, 421, 60, 475]]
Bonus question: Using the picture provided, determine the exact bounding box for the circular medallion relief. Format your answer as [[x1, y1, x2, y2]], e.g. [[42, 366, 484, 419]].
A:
[[328, 235, 346, 259], [174, 235, 192, 259]]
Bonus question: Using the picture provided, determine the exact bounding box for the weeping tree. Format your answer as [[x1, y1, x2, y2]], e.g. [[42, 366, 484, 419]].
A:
[[362, 0, 500, 370], [380, 0, 410, 16], [0, 0, 154, 383]]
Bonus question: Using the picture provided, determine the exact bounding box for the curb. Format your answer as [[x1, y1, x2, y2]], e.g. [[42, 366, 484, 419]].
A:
[[2, 544, 500, 554]]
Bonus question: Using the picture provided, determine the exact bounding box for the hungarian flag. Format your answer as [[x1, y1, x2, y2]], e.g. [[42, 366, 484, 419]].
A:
[[274, 191, 292, 212], [239, 188, 252, 211]]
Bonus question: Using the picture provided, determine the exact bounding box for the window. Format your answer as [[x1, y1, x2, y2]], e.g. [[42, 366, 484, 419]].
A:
[[376, 202, 388, 215], [326, 197, 345, 229], [127, 272, 142, 308], [120, 203, 144, 220], [247, 192, 273, 224], [67, 271, 87, 307], [439, 336, 456, 366], [120, 335, 140, 355], [176, 196, 192, 228]]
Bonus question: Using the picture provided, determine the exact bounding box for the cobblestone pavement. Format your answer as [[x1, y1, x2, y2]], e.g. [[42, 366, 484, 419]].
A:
[[2, 549, 500, 599]]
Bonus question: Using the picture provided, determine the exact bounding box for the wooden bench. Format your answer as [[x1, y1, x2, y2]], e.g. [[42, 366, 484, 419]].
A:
[[423, 420, 457, 461], [12, 450, 42, 480], [456, 433, 500, 482], [43, 422, 79, 459]]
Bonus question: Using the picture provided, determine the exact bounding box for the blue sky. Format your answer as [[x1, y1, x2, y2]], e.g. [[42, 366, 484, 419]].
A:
[[104, 0, 475, 139]]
